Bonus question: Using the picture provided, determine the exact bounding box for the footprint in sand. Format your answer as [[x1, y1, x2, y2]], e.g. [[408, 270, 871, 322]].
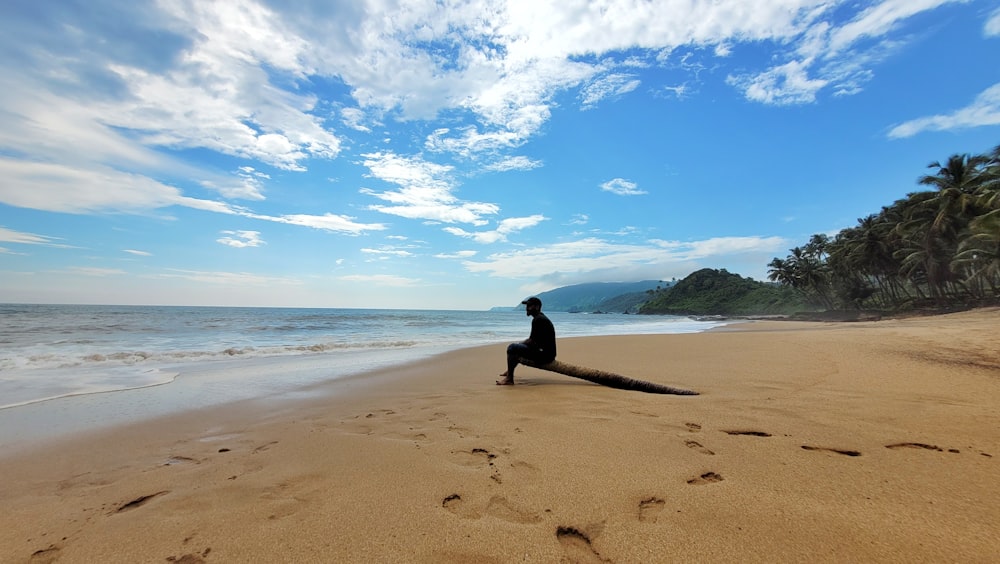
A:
[[30, 544, 61, 563], [723, 430, 772, 437], [885, 442, 949, 452], [685, 422, 702, 432], [687, 472, 723, 485], [251, 441, 279, 454], [685, 440, 715, 455], [113, 491, 169, 514], [801, 445, 861, 457], [486, 495, 542, 524], [166, 548, 211, 564], [451, 448, 497, 468], [638, 497, 666, 522], [442, 493, 478, 519], [556, 526, 609, 564], [442, 494, 540, 524]]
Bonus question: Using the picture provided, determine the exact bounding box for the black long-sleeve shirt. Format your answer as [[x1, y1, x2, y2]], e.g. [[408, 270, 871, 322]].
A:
[[527, 312, 557, 362]]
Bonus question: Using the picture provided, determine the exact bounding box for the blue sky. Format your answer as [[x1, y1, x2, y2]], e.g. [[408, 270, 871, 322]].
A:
[[1, 0, 998, 310]]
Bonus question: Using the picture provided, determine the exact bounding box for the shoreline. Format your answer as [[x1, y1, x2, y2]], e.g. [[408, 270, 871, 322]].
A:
[[2, 309, 998, 562]]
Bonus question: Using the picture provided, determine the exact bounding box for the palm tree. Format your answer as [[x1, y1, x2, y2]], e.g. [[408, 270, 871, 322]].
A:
[[767, 257, 796, 287], [891, 154, 990, 302], [775, 145, 1000, 311], [953, 209, 1000, 298]]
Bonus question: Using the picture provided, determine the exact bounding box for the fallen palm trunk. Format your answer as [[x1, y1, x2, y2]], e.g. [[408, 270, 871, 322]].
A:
[[519, 358, 698, 395]]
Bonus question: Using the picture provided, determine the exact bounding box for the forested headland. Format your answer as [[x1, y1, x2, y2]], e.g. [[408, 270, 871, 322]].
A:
[[638, 144, 999, 318], [767, 144, 1000, 314]]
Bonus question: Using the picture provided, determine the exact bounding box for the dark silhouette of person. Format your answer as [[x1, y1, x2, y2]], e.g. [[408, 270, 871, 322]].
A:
[[496, 296, 556, 385]]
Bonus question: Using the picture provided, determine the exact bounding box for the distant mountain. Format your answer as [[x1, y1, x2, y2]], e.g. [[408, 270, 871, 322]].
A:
[[491, 280, 674, 313]]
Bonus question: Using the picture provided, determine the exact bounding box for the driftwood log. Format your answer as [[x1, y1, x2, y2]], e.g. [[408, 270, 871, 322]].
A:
[[519, 358, 698, 395]]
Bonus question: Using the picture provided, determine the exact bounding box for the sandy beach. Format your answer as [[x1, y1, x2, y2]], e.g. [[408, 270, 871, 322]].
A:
[[2, 309, 998, 563]]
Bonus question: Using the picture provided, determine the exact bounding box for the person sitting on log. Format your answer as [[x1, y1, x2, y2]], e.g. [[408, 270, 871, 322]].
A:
[[497, 296, 556, 385]]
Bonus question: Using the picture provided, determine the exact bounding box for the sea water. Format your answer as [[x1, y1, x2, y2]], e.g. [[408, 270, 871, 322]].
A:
[[0, 304, 729, 448]]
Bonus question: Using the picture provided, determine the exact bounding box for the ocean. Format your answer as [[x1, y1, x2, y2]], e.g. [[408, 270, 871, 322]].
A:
[[0, 304, 729, 448]]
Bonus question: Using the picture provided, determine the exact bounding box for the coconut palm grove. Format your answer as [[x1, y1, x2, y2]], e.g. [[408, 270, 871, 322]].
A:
[[767, 144, 1000, 312]]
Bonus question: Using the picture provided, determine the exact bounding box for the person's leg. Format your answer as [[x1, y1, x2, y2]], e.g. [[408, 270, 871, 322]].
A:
[[498, 343, 530, 385]]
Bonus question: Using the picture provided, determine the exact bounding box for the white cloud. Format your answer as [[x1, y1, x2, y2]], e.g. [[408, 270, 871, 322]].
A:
[[435, 250, 478, 259], [254, 213, 387, 235], [826, 0, 954, 54], [580, 74, 641, 109], [483, 156, 543, 172], [600, 178, 647, 196], [729, 59, 828, 105], [341, 107, 372, 132], [0, 156, 387, 238], [888, 82, 1000, 138], [987, 8, 1000, 37], [0, 158, 235, 215], [158, 269, 302, 287], [463, 236, 787, 279], [729, 0, 962, 105], [217, 230, 264, 248], [0, 0, 968, 197], [338, 274, 421, 287], [361, 247, 414, 258], [361, 152, 499, 225], [64, 267, 127, 277], [124, 249, 152, 256], [98, 0, 341, 171], [0, 226, 61, 246], [444, 215, 547, 243], [207, 167, 270, 201]]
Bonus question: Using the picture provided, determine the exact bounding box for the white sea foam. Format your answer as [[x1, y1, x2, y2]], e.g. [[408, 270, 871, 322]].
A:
[[0, 367, 179, 410], [0, 305, 729, 450]]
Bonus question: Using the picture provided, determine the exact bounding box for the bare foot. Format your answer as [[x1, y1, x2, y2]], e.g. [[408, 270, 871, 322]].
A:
[[496, 372, 514, 386]]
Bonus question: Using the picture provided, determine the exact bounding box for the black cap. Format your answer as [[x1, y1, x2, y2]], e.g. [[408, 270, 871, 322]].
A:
[[521, 297, 542, 307]]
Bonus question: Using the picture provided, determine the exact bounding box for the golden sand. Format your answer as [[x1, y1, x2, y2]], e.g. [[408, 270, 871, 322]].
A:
[[2, 309, 998, 563]]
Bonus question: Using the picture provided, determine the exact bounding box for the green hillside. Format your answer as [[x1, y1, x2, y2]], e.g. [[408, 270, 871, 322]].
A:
[[638, 268, 810, 315]]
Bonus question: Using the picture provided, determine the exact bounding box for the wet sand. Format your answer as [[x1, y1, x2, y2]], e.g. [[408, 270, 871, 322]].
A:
[[1, 309, 998, 562]]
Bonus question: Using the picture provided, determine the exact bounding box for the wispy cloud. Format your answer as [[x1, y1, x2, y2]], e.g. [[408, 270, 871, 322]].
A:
[[0, 0, 981, 231], [444, 215, 547, 244], [0, 226, 62, 246], [361, 247, 415, 258], [361, 152, 499, 225], [581, 73, 641, 109], [888, 82, 1000, 138], [987, 7, 1000, 37], [600, 178, 647, 196], [63, 267, 127, 277], [102, 1, 341, 171], [0, 159, 236, 215], [249, 212, 387, 235], [338, 274, 421, 287], [435, 250, 478, 259], [728, 0, 963, 105], [158, 269, 302, 287], [123, 249, 152, 256], [217, 230, 265, 248], [729, 59, 829, 105], [483, 156, 544, 172], [464, 236, 787, 280]]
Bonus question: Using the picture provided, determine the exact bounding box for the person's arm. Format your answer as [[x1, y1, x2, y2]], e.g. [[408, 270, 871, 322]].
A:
[[524, 316, 542, 348]]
